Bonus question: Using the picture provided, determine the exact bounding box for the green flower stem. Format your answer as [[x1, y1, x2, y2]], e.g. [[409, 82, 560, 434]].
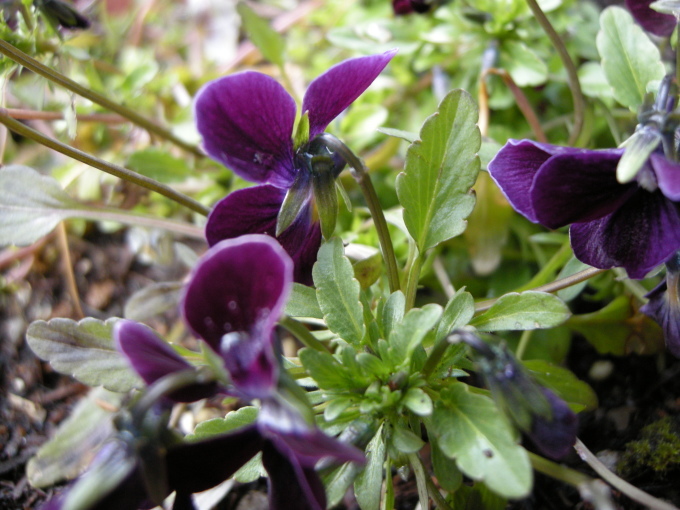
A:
[[407, 453, 453, 510], [404, 254, 423, 311], [0, 110, 210, 217], [613, 268, 650, 302], [574, 439, 680, 510], [515, 330, 533, 360], [421, 334, 451, 380], [517, 241, 573, 292], [316, 134, 400, 294], [0, 40, 203, 158], [525, 0, 585, 146], [279, 316, 330, 352], [475, 267, 606, 313]]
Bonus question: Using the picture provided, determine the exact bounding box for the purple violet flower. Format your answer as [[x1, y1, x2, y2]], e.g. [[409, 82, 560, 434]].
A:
[[625, 0, 676, 37], [392, 0, 431, 15], [487, 140, 680, 279], [453, 330, 578, 460], [195, 51, 396, 285], [113, 235, 364, 510], [641, 251, 680, 357]]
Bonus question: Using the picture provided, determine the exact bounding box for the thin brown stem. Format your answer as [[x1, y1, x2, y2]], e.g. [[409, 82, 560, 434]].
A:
[[525, 0, 586, 146], [3, 108, 126, 124], [56, 223, 84, 319], [475, 267, 606, 313], [0, 110, 210, 216]]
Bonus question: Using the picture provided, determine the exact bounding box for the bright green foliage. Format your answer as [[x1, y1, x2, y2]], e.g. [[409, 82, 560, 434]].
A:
[[396, 90, 481, 253], [432, 383, 532, 499], [284, 283, 324, 319], [313, 238, 366, 345], [596, 6, 666, 110], [354, 424, 386, 510], [470, 291, 571, 331], [236, 2, 285, 68]]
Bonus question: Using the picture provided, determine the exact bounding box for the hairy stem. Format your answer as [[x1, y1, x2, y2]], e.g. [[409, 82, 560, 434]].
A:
[[525, 0, 585, 146], [0, 40, 203, 157], [0, 110, 210, 216]]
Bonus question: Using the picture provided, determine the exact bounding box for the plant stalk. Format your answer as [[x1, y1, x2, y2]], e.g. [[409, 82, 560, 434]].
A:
[[279, 316, 330, 352], [0, 110, 210, 216], [525, 0, 585, 146], [0, 40, 203, 157], [317, 134, 400, 293]]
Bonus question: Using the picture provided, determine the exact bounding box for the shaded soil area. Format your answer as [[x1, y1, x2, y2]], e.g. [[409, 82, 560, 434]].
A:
[[2, 230, 680, 509]]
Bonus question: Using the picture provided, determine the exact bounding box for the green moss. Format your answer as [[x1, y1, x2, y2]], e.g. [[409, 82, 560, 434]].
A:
[[619, 416, 680, 476]]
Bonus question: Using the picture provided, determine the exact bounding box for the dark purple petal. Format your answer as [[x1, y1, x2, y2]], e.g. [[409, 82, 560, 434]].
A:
[[291, 222, 322, 286], [114, 320, 217, 402], [195, 72, 296, 187], [206, 185, 319, 285], [650, 153, 680, 200], [262, 439, 326, 510], [302, 51, 397, 138], [641, 254, 680, 357], [487, 139, 570, 222], [530, 149, 635, 229], [167, 425, 263, 494], [570, 191, 680, 278], [528, 389, 578, 460], [626, 0, 676, 36], [221, 331, 279, 399], [393, 0, 415, 14], [271, 427, 365, 468], [182, 235, 293, 349]]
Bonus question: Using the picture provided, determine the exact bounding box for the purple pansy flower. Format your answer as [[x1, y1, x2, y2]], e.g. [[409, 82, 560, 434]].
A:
[[625, 0, 676, 37], [114, 235, 364, 510], [487, 139, 680, 279], [641, 251, 680, 357], [195, 51, 397, 285]]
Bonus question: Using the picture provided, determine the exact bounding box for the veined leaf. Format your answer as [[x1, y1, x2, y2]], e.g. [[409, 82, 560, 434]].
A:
[[432, 383, 532, 499], [26, 317, 142, 392], [355, 423, 385, 510], [596, 6, 665, 110], [388, 304, 442, 367], [284, 283, 323, 319], [396, 90, 481, 253], [470, 291, 571, 331], [313, 238, 365, 345]]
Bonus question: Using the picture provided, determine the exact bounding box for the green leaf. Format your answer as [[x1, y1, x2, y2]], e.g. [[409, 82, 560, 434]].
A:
[[523, 360, 598, 412], [355, 423, 385, 510], [0, 165, 82, 246], [388, 304, 442, 366], [379, 290, 405, 340], [26, 317, 142, 392], [390, 424, 425, 453], [430, 437, 463, 492], [500, 40, 548, 87], [403, 387, 433, 416], [126, 148, 190, 183], [432, 383, 532, 499], [299, 348, 367, 391], [470, 291, 571, 331], [436, 288, 475, 340], [313, 238, 365, 345], [236, 2, 285, 67], [396, 90, 481, 253], [284, 283, 323, 318], [123, 281, 183, 321], [596, 6, 666, 110], [324, 462, 364, 509], [377, 127, 419, 143], [27, 388, 121, 488]]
